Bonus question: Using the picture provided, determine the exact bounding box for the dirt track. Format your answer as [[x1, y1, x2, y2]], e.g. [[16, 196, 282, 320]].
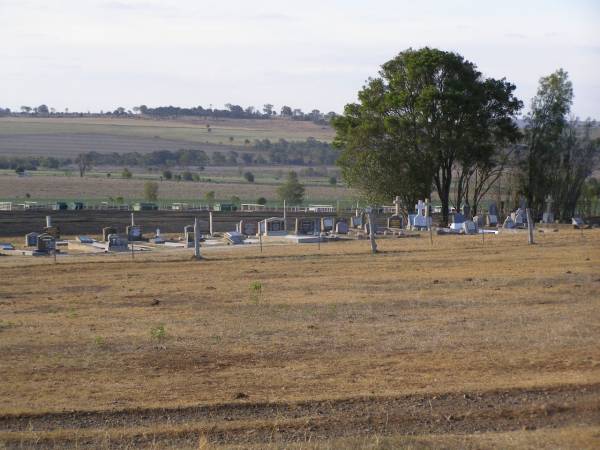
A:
[[1, 383, 598, 448]]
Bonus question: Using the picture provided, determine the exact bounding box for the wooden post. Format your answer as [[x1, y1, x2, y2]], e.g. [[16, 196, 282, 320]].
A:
[[259, 229, 263, 253], [283, 200, 287, 231], [131, 240, 134, 260], [367, 208, 378, 254], [194, 217, 201, 259], [46, 215, 52, 228], [209, 212, 213, 236], [131, 212, 135, 226], [526, 208, 534, 245], [426, 198, 433, 247]]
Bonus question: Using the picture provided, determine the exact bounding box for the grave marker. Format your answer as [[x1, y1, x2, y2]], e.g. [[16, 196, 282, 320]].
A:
[[102, 227, 117, 242], [542, 196, 554, 224], [25, 232, 39, 247], [36, 233, 56, 253], [107, 234, 129, 252], [335, 220, 348, 234], [126, 225, 143, 241], [321, 217, 335, 232]]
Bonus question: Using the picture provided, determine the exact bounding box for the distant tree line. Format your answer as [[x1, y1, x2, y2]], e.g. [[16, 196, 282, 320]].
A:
[[1, 103, 338, 125], [137, 104, 336, 124], [0, 138, 338, 171], [78, 138, 336, 167], [0, 156, 67, 170]]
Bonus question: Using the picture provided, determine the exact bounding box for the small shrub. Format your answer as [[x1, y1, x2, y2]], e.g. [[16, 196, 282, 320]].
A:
[[249, 281, 263, 303], [150, 324, 166, 342]]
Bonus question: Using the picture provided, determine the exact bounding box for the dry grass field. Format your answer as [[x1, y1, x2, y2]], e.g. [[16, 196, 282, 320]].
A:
[[1, 229, 599, 448], [0, 117, 335, 158], [0, 173, 353, 204]]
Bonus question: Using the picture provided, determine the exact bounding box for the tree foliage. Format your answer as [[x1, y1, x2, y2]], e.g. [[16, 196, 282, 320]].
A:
[[143, 181, 159, 201], [277, 171, 305, 205], [333, 47, 522, 223], [519, 69, 599, 219]]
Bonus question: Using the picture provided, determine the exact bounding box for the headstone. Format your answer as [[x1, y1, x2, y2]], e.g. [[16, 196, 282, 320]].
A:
[[350, 215, 363, 228], [107, 234, 129, 251], [512, 210, 525, 227], [387, 215, 403, 229], [102, 227, 117, 242], [408, 214, 417, 229], [503, 216, 515, 229], [472, 215, 484, 229], [321, 217, 335, 232], [36, 233, 56, 253], [572, 217, 584, 229], [184, 225, 195, 247], [25, 232, 39, 247], [462, 220, 477, 234], [335, 221, 348, 234], [412, 200, 430, 230], [43, 226, 60, 239], [77, 236, 94, 244], [462, 205, 471, 220], [486, 214, 498, 227], [451, 212, 465, 224], [296, 218, 319, 235], [488, 202, 498, 216], [0, 242, 14, 250], [449, 212, 465, 232], [393, 196, 401, 215], [239, 220, 258, 236], [126, 225, 143, 241], [542, 196, 554, 223]]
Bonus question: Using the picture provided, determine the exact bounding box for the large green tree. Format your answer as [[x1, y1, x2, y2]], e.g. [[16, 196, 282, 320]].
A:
[[333, 47, 522, 224], [518, 69, 600, 219], [549, 120, 599, 220]]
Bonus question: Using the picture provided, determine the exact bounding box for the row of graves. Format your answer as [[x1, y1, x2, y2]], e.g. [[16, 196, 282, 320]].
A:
[[21, 216, 63, 256]]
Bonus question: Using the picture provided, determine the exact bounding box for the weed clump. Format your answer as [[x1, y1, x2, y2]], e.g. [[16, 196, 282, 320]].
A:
[[249, 281, 263, 304], [150, 324, 166, 342]]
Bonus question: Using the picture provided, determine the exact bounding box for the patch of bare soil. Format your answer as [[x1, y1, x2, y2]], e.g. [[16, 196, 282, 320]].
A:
[[1, 383, 599, 448]]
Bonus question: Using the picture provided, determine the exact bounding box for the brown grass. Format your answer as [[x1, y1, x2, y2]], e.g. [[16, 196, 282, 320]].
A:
[[0, 116, 335, 158], [0, 173, 354, 202], [1, 230, 599, 447]]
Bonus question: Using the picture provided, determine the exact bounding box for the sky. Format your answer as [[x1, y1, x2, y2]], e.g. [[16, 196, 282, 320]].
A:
[[1, 0, 599, 118]]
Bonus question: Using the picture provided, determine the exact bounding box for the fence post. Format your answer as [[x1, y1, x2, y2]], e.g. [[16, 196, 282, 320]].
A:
[[526, 208, 534, 245]]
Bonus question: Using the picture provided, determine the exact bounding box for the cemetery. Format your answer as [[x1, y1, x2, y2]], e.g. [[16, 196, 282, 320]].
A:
[[1, 197, 599, 260]]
